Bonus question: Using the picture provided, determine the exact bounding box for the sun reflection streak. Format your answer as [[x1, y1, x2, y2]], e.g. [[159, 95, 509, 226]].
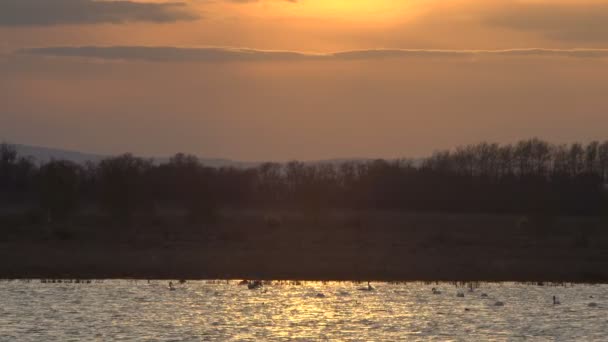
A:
[[2, 280, 608, 340]]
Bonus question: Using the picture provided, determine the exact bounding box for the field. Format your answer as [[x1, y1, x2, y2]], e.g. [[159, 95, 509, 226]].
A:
[[1, 211, 607, 282]]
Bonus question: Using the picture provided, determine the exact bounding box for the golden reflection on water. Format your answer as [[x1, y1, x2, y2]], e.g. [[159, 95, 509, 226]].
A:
[[1, 280, 607, 341]]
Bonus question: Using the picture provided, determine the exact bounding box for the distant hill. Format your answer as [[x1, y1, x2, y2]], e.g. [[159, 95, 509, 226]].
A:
[[13, 144, 259, 168], [15, 145, 105, 164], [12, 144, 387, 168]]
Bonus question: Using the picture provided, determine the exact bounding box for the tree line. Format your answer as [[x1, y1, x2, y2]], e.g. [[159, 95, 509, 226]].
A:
[[1, 138, 607, 223]]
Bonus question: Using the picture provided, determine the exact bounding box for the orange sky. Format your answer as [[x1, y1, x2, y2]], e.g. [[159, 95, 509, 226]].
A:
[[1, 0, 608, 160]]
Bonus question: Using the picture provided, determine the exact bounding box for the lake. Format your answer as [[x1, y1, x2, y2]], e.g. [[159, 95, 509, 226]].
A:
[[0, 281, 606, 341]]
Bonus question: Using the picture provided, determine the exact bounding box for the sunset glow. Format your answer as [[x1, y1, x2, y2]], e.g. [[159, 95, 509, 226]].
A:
[[2, 0, 608, 160], [272, 0, 414, 23], [3, 3, 608, 340]]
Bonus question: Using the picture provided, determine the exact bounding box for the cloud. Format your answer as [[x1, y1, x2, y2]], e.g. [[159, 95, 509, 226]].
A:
[[479, 1, 608, 43], [19, 46, 318, 62], [0, 0, 199, 26], [17, 46, 608, 62]]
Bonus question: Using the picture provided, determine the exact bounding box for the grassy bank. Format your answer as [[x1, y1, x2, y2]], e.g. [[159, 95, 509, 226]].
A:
[[1, 211, 607, 282]]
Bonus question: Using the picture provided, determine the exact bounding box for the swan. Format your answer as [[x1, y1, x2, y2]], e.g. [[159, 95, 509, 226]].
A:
[[358, 282, 375, 291], [432, 288, 442, 295], [494, 301, 504, 306], [248, 280, 263, 290]]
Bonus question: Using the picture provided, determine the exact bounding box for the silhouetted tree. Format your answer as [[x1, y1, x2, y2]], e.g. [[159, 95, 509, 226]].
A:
[[97, 154, 152, 221], [160, 153, 219, 223], [0, 143, 37, 202], [2, 138, 608, 222], [598, 141, 608, 182], [37, 160, 82, 222], [0, 143, 18, 193]]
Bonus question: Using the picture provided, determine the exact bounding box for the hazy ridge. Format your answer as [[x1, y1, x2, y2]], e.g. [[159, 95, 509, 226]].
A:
[[13, 144, 375, 168], [14, 144, 257, 168]]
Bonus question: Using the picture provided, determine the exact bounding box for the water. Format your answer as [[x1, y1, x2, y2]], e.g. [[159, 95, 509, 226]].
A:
[[1, 281, 607, 341]]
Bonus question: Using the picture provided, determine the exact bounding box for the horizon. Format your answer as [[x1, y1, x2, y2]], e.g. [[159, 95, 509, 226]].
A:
[[8, 141, 385, 164], [8, 137, 608, 165]]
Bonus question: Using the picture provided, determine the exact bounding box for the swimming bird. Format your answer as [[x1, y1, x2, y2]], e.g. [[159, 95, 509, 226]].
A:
[[169, 281, 176, 291], [494, 301, 504, 306], [481, 293, 488, 298], [316, 293, 326, 298], [553, 296, 561, 305], [432, 288, 442, 295], [248, 280, 263, 290], [457, 292, 465, 298], [588, 302, 598, 308], [358, 282, 375, 291]]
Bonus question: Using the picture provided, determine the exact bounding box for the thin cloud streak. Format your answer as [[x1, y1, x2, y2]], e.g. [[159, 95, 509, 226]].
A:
[[481, 1, 608, 43], [0, 0, 199, 26], [18, 46, 608, 62]]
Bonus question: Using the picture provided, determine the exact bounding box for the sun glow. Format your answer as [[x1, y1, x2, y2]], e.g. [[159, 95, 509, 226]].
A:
[[255, 0, 416, 24]]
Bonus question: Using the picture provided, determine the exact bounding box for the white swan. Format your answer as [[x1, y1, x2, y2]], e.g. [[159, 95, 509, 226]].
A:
[[248, 280, 263, 290]]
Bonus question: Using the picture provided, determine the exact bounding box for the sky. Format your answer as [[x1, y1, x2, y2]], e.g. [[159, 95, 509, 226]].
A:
[[1, 0, 608, 161]]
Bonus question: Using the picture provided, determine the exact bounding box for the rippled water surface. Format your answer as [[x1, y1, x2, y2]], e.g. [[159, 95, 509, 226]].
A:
[[1, 280, 607, 341]]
